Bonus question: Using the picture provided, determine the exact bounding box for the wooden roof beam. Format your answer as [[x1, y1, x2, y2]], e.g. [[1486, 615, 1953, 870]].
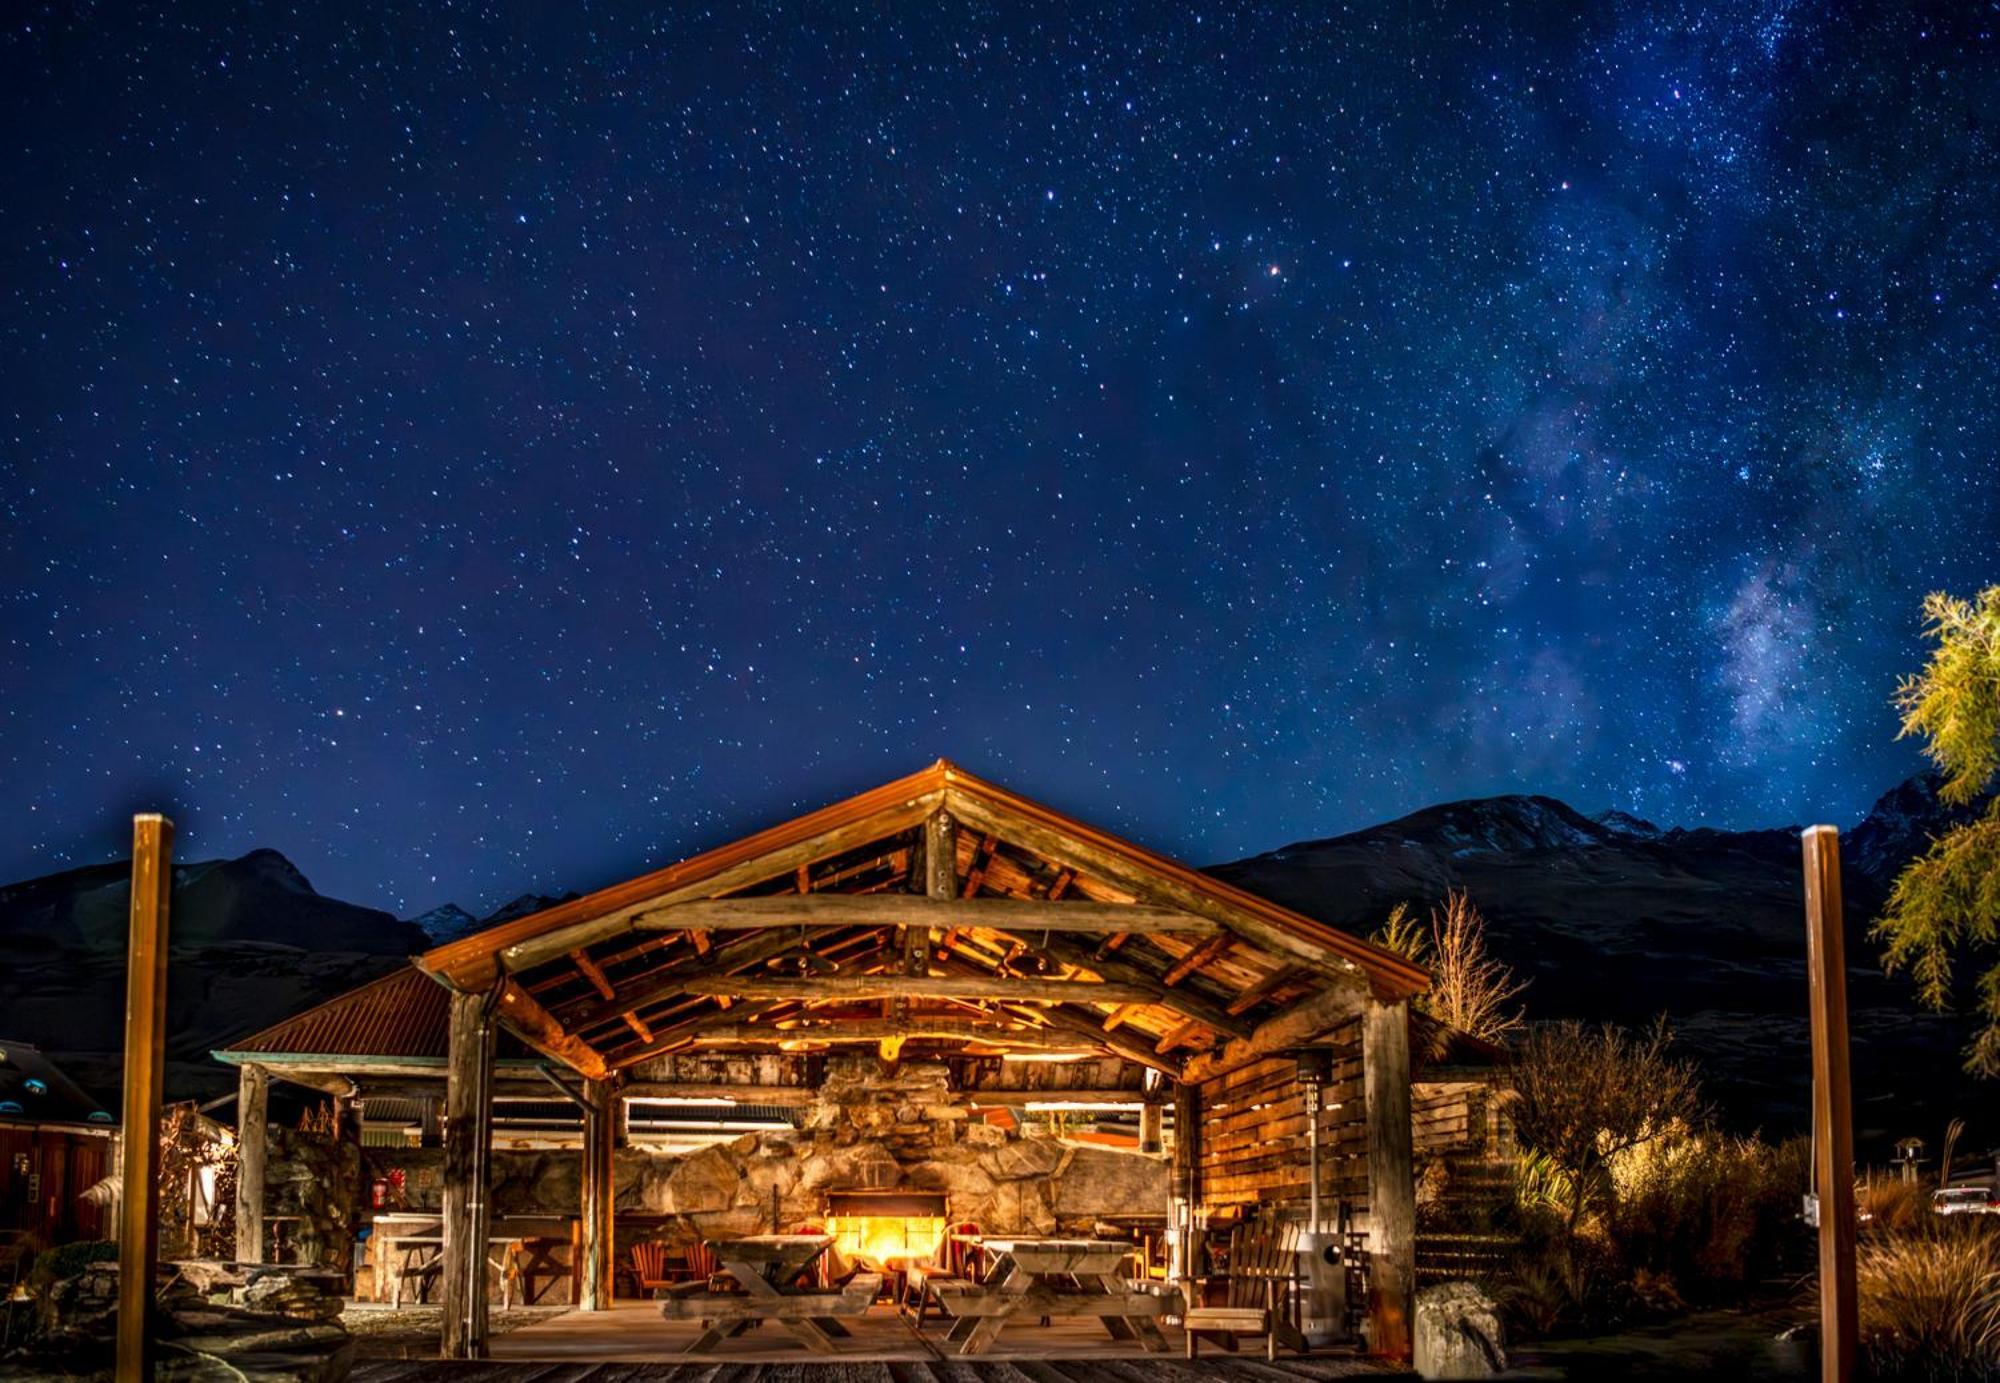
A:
[[1160, 932, 1234, 987], [498, 979, 609, 1081], [943, 785, 1408, 992], [1179, 984, 1365, 1085], [1032, 934, 1253, 1040], [627, 894, 1217, 936], [674, 975, 1164, 1005], [481, 785, 942, 977], [557, 927, 819, 1034]]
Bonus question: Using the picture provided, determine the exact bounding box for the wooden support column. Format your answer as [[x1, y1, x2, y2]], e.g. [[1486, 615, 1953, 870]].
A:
[[1362, 996, 1414, 1360], [1170, 1079, 1201, 1290], [1138, 1097, 1164, 1156], [579, 1078, 615, 1311], [1804, 825, 1857, 1383], [441, 988, 497, 1360], [117, 813, 172, 1383], [233, 1063, 269, 1265]]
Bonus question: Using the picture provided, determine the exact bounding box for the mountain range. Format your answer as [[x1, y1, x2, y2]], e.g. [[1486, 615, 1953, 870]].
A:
[[0, 777, 1986, 1157]]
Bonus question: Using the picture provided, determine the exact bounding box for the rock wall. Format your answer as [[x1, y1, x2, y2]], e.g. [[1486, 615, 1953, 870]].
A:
[[264, 1124, 361, 1271], [358, 1057, 1167, 1249]]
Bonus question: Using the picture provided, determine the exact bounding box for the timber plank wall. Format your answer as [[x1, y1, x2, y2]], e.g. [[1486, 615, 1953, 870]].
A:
[[1194, 1016, 1367, 1218]]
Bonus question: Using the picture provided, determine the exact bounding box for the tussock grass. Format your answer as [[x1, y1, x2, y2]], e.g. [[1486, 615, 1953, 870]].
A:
[[1856, 1222, 2000, 1381]]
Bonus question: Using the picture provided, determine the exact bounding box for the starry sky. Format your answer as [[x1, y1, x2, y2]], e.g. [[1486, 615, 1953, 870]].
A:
[[4, 3, 1997, 917]]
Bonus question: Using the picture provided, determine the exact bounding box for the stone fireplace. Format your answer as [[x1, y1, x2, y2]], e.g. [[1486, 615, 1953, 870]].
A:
[[358, 1054, 1171, 1260]]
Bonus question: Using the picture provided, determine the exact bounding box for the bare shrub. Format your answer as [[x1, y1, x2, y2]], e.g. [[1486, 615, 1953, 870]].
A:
[[1509, 1018, 1705, 1239], [1426, 890, 1526, 1044]]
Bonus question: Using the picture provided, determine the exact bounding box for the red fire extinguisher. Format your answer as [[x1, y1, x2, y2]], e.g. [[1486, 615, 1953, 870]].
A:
[[371, 1177, 389, 1210]]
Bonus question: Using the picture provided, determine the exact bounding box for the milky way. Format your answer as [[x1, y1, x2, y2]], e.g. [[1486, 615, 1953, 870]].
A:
[[4, 3, 1996, 913]]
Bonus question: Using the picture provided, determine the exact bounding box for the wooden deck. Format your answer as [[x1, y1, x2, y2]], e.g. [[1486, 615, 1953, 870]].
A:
[[350, 1301, 1411, 1379], [356, 1356, 1407, 1382]]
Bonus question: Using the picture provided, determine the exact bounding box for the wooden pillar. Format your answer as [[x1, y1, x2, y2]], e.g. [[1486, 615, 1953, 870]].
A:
[[1170, 1079, 1201, 1289], [1804, 825, 1857, 1383], [441, 988, 496, 1360], [234, 1063, 269, 1265], [1362, 995, 1414, 1360], [579, 1078, 615, 1310], [117, 813, 172, 1383]]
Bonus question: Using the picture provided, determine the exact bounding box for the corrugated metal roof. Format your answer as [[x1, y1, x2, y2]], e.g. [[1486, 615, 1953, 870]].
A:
[[222, 964, 448, 1058]]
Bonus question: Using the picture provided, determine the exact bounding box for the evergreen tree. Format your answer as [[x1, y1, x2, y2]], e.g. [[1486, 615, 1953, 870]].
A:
[[1872, 585, 2000, 1075]]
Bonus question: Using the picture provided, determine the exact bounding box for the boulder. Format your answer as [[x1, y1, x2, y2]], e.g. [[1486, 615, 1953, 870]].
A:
[[1049, 1144, 1169, 1218], [981, 1134, 1064, 1180], [1414, 1280, 1506, 1379], [653, 1145, 742, 1214]]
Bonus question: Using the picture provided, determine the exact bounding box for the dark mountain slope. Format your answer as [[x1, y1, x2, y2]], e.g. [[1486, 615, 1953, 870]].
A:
[[1208, 776, 1987, 1154], [0, 851, 431, 1104]]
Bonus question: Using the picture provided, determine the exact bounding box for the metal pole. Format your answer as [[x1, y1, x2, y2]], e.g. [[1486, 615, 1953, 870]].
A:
[[1307, 1081, 1322, 1235], [117, 814, 173, 1383], [1803, 825, 1857, 1383]]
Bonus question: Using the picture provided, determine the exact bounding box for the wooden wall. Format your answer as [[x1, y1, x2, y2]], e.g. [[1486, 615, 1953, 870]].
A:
[[0, 1123, 111, 1244], [1194, 1017, 1366, 1219], [1412, 1078, 1509, 1164]]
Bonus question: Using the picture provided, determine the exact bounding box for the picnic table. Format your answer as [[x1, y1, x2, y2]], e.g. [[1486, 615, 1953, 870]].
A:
[[930, 1236, 1172, 1356], [372, 1213, 576, 1309], [657, 1234, 880, 1355]]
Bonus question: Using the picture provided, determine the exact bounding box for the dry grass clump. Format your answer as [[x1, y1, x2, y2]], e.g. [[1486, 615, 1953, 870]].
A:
[[1860, 1176, 1931, 1236], [1856, 1221, 2000, 1381]]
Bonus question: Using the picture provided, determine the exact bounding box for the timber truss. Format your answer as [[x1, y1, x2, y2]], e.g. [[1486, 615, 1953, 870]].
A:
[[419, 760, 1428, 1086]]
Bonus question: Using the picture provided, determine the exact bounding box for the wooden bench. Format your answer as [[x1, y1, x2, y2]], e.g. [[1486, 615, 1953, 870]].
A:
[[1183, 1218, 1305, 1361], [659, 1269, 881, 1353]]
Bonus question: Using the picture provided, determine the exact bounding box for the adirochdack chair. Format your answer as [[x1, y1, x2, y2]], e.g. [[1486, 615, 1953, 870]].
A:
[[1182, 1216, 1306, 1361]]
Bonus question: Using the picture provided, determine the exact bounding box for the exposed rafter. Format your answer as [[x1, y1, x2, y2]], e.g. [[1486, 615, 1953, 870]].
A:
[[628, 894, 1218, 936], [674, 974, 1162, 1005]]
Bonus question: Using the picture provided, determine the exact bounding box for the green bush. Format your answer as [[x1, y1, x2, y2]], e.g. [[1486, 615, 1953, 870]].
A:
[[26, 1239, 117, 1293]]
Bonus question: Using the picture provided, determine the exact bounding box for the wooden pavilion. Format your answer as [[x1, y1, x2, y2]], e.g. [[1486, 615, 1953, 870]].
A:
[[219, 760, 1429, 1362]]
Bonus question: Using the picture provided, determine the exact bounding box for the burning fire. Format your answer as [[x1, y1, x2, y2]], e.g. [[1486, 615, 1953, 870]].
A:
[[825, 1213, 947, 1271]]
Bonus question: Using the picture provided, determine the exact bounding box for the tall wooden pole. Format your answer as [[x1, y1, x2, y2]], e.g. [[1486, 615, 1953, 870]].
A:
[[118, 814, 173, 1383], [1803, 825, 1856, 1383]]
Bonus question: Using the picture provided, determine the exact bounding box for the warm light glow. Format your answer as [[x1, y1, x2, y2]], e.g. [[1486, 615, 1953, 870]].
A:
[[1000, 1051, 1089, 1063], [826, 1214, 947, 1271]]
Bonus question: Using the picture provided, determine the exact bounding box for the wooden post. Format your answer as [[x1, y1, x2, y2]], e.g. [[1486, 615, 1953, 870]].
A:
[[1804, 825, 1857, 1383], [924, 809, 958, 899], [234, 1063, 269, 1265], [441, 988, 496, 1359], [1362, 995, 1414, 1360], [1138, 1098, 1164, 1156], [117, 813, 172, 1383], [1170, 1079, 1201, 1292], [579, 1078, 615, 1310]]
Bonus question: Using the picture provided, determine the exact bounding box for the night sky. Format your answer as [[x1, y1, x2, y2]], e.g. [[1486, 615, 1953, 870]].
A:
[[5, 4, 1997, 916]]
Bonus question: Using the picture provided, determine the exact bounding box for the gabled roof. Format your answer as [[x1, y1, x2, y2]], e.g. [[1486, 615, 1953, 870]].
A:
[[415, 760, 1427, 1082]]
